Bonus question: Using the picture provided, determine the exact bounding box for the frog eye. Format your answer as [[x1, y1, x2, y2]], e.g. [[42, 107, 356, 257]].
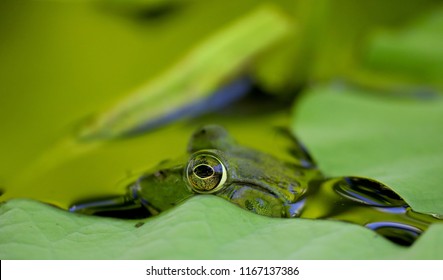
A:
[[186, 153, 227, 193]]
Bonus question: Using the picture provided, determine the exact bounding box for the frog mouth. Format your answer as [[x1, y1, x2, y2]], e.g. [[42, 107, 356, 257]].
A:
[[230, 178, 284, 199]]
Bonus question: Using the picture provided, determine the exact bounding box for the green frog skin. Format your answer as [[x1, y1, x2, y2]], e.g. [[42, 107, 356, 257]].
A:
[[70, 125, 442, 246]]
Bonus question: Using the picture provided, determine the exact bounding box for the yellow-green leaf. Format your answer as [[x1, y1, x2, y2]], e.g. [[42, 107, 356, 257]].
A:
[[79, 5, 292, 139]]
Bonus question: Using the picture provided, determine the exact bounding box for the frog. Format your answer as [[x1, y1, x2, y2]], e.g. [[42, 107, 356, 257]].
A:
[[70, 124, 442, 246]]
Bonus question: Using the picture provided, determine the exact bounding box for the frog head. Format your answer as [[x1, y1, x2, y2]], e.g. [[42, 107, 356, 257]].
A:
[[135, 125, 319, 217]]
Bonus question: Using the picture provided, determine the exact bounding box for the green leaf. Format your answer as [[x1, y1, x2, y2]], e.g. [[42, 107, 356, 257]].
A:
[[349, 6, 443, 94], [1, 87, 443, 259], [1, 197, 441, 260], [79, 5, 291, 140], [363, 7, 443, 86], [293, 86, 443, 214]]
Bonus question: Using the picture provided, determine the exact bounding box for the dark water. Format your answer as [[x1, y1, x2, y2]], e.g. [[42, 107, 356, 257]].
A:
[[297, 176, 442, 246]]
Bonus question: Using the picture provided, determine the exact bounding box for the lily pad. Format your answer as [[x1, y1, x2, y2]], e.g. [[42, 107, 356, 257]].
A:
[[293, 86, 443, 214], [1, 87, 443, 259]]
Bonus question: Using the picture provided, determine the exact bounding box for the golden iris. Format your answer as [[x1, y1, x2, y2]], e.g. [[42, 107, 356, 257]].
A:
[[186, 152, 227, 193]]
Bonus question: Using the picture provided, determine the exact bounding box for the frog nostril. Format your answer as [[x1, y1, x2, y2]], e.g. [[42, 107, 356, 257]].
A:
[[154, 170, 166, 179]]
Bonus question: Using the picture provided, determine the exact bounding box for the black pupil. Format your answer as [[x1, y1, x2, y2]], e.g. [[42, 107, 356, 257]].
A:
[[194, 164, 214, 178]]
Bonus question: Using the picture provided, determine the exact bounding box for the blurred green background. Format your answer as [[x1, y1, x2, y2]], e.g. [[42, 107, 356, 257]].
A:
[[1, 0, 443, 259], [1, 0, 442, 207]]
